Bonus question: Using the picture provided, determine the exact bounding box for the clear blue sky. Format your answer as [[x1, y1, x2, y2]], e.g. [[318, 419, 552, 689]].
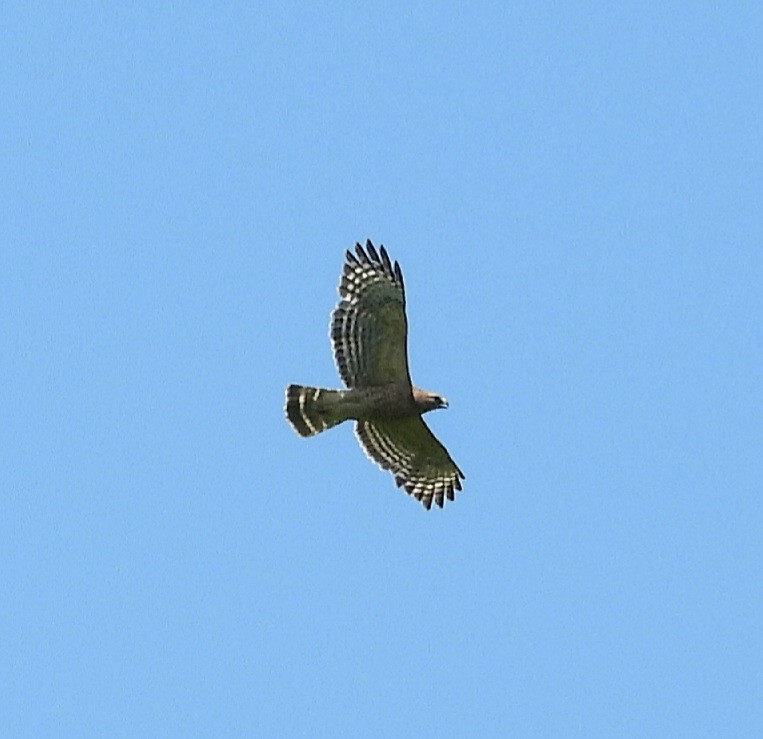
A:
[[3, 3, 761, 736]]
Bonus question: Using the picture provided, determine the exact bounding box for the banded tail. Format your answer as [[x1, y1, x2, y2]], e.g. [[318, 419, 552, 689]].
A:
[[285, 385, 348, 437]]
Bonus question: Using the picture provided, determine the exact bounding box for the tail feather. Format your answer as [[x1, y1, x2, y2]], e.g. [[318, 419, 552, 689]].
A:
[[285, 385, 347, 437]]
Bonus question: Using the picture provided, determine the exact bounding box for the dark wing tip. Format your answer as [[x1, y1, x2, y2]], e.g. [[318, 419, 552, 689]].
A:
[[379, 246, 393, 277], [365, 239, 380, 263], [355, 241, 370, 263], [349, 240, 403, 288], [394, 261, 404, 289]]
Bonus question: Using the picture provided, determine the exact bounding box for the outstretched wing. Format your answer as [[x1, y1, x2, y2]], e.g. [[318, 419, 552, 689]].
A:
[[355, 417, 465, 509], [331, 240, 410, 389]]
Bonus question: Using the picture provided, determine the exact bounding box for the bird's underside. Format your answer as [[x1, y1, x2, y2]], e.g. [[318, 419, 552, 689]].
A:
[[285, 240, 464, 509]]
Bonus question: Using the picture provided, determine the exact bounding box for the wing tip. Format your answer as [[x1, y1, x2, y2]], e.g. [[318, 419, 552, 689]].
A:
[[355, 241, 370, 264], [394, 261, 404, 290], [344, 239, 405, 292], [365, 239, 380, 262]]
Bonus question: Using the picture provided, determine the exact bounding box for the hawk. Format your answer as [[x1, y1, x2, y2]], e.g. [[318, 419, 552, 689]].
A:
[[285, 240, 464, 509]]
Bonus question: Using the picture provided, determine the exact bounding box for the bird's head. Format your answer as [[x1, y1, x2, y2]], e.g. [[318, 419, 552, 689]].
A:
[[413, 388, 449, 414]]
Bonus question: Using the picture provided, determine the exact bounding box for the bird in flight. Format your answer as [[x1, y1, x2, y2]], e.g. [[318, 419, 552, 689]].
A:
[[285, 240, 464, 509]]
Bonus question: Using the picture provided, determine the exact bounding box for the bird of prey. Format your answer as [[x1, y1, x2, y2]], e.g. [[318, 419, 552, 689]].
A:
[[285, 240, 464, 509]]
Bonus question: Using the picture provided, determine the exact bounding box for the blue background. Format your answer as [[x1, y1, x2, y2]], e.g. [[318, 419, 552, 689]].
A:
[[3, 3, 761, 736]]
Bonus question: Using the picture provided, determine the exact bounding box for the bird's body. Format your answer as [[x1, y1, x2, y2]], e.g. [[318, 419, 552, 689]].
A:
[[285, 240, 464, 509]]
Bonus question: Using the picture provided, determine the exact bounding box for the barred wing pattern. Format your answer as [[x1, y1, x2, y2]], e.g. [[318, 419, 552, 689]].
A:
[[356, 417, 465, 510], [331, 241, 410, 388]]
